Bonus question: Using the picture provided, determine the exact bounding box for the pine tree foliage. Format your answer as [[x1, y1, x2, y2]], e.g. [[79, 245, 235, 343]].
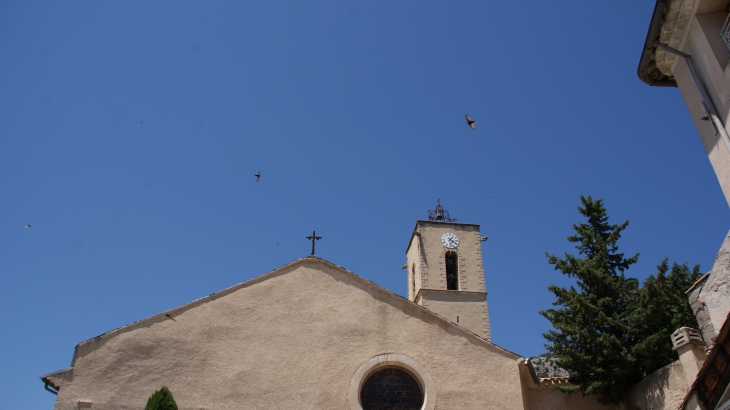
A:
[[541, 196, 703, 404], [144, 386, 178, 410], [541, 196, 639, 404], [632, 259, 701, 377]]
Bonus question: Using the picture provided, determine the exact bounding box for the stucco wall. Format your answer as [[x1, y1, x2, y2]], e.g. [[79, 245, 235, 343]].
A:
[[50, 258, 525, 409], [687, 275, 717, 344], [413, 222, 485, 292], [699, 230, 730, 334], [406, 233, 424, 301], [405, 221, 492, 340], [517, 359, 693, 410], [686, 11, 730, 120], [517, 364, 617, 410], [417, 290, 490, 339], [624, 361, 690, 410], [670, 9, 730, 206]]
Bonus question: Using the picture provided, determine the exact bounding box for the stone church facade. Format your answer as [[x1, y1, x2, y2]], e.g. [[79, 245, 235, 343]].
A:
[[38, 0, 730, 406], [41, 217, 619, 410]]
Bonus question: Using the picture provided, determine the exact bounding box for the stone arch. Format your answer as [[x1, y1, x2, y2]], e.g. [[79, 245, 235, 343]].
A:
[[348, 353, 435, 410]]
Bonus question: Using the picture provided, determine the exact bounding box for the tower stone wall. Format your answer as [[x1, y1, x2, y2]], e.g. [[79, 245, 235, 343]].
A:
[[405, 220, 491, 340]]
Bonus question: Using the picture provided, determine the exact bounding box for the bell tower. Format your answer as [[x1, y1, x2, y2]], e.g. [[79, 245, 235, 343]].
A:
[[405, 201, 491, 340]]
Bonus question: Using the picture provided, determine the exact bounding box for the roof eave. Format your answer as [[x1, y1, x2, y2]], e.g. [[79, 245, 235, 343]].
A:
[[39, 367, 72, 390], [638, 0, 678, 87]]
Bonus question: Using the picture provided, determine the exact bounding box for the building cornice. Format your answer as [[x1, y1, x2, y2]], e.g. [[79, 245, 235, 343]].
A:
[[414, 288, 487, 302], [405, 220, 480, 254], [638, 0, 679, 87]]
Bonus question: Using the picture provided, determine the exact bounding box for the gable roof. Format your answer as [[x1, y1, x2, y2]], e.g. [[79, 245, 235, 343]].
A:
[[68, 255, 521, 367]]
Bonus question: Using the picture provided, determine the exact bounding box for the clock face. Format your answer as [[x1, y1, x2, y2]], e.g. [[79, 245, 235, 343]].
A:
[[441, 232, 459, 249]]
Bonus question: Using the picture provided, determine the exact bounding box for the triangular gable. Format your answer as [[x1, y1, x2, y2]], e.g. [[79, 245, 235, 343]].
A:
[[70, 256, 521, 365]]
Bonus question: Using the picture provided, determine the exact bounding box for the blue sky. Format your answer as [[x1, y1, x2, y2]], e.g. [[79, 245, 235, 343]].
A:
[[2, 1, 729, 408]]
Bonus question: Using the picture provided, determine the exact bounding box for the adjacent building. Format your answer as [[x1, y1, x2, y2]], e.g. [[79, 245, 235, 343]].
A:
[[639, 0, 730, 408]]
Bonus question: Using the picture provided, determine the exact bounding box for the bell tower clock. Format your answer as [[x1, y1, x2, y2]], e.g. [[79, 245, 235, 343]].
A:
[[404, 201, 491, 340]]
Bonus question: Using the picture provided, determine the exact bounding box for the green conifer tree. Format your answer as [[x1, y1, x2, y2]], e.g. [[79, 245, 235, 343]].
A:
[[540, 196, 640, 404], [144, 386, 178, 410], [632, 259, 701, 377], [541, 196, 703, 404]]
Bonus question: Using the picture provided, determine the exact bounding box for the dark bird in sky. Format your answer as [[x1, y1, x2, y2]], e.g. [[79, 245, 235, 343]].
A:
[[22, 223, 34, 230], [255, 172, 261, 182], [465, 114, 476, 130], [164, 314, 176, 321]]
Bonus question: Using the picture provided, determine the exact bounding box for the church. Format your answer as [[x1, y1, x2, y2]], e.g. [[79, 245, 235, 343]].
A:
[[30, 0, 730, 406], [40, 202, 627, 410]]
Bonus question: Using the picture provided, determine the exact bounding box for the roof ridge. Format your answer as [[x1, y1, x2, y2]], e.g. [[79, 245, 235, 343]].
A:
[[70, 256, 522, 366]]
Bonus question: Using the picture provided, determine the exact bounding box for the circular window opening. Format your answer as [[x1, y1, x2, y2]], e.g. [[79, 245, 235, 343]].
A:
[[360, 367, 424, 410]]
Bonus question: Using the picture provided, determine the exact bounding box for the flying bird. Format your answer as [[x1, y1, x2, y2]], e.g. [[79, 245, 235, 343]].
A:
[[254, 172, 261, 182], [22, 223, 34, 230], [465, 114, 476, 130]]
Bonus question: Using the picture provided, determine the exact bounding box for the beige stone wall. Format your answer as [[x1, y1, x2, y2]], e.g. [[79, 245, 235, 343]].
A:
[[674, 54, 730, 207], [406, 233, 424, 301], [517, 363, 618, 410], [50, 258, 525, 410], [624, 361, 691, 410], [404, 221, 492, 340], [410, 222, 485, 292], [697, 231, 730, 334], [688, 275, 718, 344], [517, 359, 694, 410], [684, 232, 730, 347], [659, 1, 730, 206], [417, 290, 490, 339], [684, 11, 730, 117]]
